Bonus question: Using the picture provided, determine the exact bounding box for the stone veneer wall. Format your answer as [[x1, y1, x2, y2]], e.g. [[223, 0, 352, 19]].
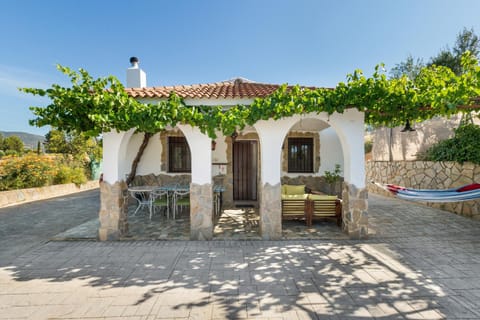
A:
[[260, 182, 282, 240], [342, 182, 368, 239], [131, 173, 191, 187], [190, 183, 213, 240], [281, 176, 343, 197], [98, 181, 128, 241], [366, 161, 480, 219]]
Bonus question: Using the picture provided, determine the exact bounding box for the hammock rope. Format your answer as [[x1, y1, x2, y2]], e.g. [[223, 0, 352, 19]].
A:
[[372, 181, 480, 202]]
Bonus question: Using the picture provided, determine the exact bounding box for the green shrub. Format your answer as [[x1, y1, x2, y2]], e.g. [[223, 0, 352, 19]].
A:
[[53, 165, 71, 185], [69, 167, 87, 185], [421, 124, 480, 164], [54, 165, 87, 186], [0, 154, 89, 191], [4, 150, 19, 156], [0, 154, 56, 190]]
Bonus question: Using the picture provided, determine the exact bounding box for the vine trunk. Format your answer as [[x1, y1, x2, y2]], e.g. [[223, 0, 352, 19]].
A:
[[125, 132, 152, 186]]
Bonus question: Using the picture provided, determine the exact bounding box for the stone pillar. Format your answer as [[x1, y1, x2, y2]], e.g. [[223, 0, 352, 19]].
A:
[[190, 183, 213, 240], [98, 181, 128, 241], [260, 182, 282, 240], [342, 182, 368, 239]]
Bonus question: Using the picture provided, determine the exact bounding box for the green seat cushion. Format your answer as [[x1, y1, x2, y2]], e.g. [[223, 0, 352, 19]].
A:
[[308, 194, 337, 201], [176, 198, 190, 205], [282, 194, 308, 200], [283, 184, 306, 195], [153, 199, 168, 205]]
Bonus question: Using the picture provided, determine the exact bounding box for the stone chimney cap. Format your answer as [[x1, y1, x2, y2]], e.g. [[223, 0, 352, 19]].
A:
[[129, 57, 139, 66], [126, 56, 146, 88]]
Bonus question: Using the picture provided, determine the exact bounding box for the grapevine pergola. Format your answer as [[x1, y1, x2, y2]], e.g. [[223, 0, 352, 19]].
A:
[[22, 53, 480, 183]]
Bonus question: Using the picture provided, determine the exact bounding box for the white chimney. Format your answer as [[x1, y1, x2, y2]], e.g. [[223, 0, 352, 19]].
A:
[[126, 57, 147, 88]]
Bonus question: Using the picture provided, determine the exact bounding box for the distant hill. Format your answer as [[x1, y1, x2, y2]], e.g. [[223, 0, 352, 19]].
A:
[[0, 131, 45, 149]]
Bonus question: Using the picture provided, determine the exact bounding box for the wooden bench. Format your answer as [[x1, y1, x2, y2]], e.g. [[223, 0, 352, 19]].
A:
[[306, 194, 342, 227], [281, 184, 309, 225]]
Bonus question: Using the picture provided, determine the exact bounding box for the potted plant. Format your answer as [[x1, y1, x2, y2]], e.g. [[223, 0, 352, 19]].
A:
[[324, 164, 342, 196]]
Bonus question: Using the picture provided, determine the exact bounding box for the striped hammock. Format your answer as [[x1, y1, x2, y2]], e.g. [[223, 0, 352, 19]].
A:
[[372, 181, 480, 202]]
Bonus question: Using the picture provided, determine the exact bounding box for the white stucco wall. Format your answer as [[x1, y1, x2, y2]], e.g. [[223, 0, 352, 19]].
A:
[[372, 114, 480, 161], [103, 108, 364, 188], [212, 132, 228, 164], [254, 110, 364, 188], [319, 127, 344, 175], [102, 129, 134, 184], [177, 125, 212, 185], [124, 133, 162, 176], [326, 109, 365, 188], [255, 119, 293, 185]]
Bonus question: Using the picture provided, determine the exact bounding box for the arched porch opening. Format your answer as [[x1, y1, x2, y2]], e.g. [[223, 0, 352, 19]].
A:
[[122, 128, 194, 236], [99, 126, 203, 240], [280, 117, 345, 235], [254, 109, 367, 240]]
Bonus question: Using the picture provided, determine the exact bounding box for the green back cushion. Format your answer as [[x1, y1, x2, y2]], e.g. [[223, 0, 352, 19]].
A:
[[283, 184, 305, 195]]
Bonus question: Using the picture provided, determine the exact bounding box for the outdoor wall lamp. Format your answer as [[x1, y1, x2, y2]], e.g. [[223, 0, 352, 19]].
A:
[[400, 119, 416, 132], [231, 130, 238, 141]]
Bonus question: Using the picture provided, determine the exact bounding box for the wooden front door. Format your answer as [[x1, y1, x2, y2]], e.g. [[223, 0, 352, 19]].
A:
[[233, 140, 258, 201]]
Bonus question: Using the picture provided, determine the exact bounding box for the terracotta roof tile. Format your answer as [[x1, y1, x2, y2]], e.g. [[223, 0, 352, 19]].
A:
[[124, 78, 286, 99]]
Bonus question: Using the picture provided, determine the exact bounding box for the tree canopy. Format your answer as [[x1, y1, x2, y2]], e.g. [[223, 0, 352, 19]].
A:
[[430, 27, 480, 75], [390, 55, 425, 80], [45, 129, 102, 162], [2, 135, 24, 153]]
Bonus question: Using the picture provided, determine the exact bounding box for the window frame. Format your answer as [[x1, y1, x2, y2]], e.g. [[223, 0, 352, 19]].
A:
[[287, 137, 314, 173], [168, 136, 191, 173]]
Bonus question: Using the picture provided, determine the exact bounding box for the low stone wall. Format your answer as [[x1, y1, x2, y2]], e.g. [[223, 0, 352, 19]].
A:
[[0, 180, 99, 208], [131, 173, 191, 187], [281, 175, 343, 198], [366, 161, 480, 219]]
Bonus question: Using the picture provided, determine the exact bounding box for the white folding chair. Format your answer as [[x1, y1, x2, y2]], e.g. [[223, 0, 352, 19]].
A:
[[173, 189, 190, 219], [150, 188, 170, 220]]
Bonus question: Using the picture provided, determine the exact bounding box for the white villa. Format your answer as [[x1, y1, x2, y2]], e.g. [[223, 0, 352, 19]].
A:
[[99, 59, 368, 241]]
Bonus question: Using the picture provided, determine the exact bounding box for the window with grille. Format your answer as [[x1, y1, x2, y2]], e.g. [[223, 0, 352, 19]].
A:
[[287, 138, 314, 173], [168, 137, 191, 173]]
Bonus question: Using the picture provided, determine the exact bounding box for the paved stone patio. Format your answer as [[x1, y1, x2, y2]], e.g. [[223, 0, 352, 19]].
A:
[[1, 192, 480, 319], [53, 202, 348, 241]]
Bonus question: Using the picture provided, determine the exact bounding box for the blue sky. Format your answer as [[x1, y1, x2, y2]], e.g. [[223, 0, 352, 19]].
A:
[[1, 0, 480, 135]]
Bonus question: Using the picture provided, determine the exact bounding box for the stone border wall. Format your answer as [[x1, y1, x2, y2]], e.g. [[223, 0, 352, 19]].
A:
[[0, 180, 99, 208], [281, 175, 343, 198], [131, 173, 191, 187], [366, 161, 480, 219]]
